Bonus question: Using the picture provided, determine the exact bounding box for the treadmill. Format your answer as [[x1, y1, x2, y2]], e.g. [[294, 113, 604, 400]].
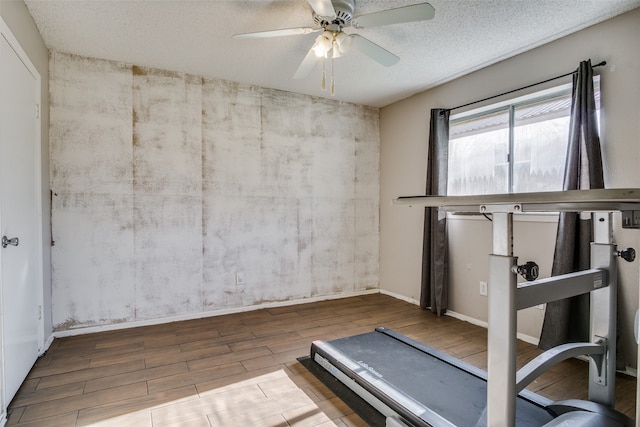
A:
[[309, 189, 640, 427]]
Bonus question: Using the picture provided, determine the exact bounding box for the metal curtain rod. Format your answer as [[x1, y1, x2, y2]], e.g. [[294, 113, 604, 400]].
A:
[[445, 60, 606, 114]]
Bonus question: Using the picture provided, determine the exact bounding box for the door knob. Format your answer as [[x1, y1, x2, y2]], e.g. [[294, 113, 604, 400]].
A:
[[1, 236, 19, 248]]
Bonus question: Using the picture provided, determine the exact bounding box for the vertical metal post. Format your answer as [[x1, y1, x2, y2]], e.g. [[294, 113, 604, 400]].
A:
[[507, 105, 515, 194], [589, 212, 616, 406], [487, 212, 517, 427]]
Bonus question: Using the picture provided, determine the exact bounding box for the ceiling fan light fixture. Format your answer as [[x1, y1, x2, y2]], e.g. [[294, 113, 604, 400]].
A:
[[312, 30, 333, 57], [334, 31, 352, 55], [312, 45, 325, 58]]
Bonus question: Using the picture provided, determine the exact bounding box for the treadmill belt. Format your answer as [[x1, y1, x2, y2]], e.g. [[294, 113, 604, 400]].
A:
[[312, 328, 554, 427]]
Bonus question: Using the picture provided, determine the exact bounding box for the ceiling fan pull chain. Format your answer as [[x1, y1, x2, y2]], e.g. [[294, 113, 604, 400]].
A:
[[330, 56, 335, 96], [321, 57, 326, 91]]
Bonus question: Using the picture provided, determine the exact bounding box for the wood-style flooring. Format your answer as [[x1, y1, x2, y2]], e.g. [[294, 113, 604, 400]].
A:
[[6, 293, 637, 426]]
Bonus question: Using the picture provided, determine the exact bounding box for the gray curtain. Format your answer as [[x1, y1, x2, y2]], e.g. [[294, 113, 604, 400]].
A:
[[421, 109, 449, 315], [538, 60, 614, 359]]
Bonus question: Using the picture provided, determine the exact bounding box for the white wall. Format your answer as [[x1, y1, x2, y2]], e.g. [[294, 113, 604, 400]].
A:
[[49, 52, 380, 331], [380, 8, 640, 367], [0, 0, 51, 341]]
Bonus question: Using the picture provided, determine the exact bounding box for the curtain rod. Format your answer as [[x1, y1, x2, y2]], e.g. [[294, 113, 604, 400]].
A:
[[444, 60, 606, 114]]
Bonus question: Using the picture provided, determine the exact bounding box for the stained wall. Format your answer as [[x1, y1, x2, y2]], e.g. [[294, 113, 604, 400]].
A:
[[50, 52, 379, 330]]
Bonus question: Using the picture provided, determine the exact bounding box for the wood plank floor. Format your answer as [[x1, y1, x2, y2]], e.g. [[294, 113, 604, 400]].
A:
[[7, 293, 636, 426]]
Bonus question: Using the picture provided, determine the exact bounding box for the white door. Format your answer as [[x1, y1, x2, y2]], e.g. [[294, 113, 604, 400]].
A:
[[0, 26, 43, 409]]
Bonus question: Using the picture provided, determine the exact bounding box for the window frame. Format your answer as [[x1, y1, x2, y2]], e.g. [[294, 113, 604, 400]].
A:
[[446, 78, 601, 220]]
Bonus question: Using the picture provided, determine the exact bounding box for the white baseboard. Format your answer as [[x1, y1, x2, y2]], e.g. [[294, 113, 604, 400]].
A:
[[379, 289, 420, 306], [377, 291, 542, 345], [442, 310, 541, 346], [619, 366, 637, 378], [52, 288, 380, 339], [41, 333, 55, 355]]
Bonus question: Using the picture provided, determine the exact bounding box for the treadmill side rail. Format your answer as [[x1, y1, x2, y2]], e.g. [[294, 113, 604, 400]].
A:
[[311, 340, 456, 427], [515, 342, 605, 394]]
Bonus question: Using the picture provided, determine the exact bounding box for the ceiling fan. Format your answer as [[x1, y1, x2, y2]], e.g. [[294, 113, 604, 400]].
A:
[[233, 0, 435, 95]]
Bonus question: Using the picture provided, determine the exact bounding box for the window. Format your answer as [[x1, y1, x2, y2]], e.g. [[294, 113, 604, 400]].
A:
[[447, 81, 600, 196]]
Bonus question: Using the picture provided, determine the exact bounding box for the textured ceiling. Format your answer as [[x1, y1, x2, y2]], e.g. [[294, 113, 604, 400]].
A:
[[25, 0, 640, 107]]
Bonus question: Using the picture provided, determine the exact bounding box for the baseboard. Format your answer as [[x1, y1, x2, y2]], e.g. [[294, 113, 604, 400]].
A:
[[377, 291, 542, 345], [619, 366, 637, 378], [375, 292, 640, 375], [445, 310, 541, 346], [379, 289, 420, 306], [41, 333, 55, 355], [52, 288, 380, 339]]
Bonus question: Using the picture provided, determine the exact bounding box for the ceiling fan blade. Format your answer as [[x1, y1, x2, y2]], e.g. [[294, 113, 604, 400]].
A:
[[306, 0, 336, 18], [293, 47, 320, 79], [350, 35, 399, 66], [233, 27, 320, 40], [353, 2, 435, 28]]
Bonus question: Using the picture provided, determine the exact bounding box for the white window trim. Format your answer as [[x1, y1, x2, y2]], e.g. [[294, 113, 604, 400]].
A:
[[447, 77, 600, 223]]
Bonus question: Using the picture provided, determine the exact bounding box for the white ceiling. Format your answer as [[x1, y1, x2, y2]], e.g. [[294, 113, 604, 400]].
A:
[[24, 0, 640, 107]]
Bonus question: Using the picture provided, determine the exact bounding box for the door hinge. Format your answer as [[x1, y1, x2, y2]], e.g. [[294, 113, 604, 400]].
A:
[[38, 305, 42, 320], [36, 103, 40, 119]]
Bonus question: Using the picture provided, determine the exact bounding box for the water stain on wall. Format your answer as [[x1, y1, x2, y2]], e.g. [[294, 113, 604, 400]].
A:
[[50, 51, 380, 330]]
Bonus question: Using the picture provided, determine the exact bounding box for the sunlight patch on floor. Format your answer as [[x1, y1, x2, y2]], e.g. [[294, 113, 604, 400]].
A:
[[84, 369, 335, 427]]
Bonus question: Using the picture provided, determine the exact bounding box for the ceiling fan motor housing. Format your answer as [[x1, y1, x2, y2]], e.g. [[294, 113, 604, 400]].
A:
[[313, 0, 355, 30]]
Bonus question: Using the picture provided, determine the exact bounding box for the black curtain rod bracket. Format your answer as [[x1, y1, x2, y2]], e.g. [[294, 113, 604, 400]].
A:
[[441, 60, 606, 115]]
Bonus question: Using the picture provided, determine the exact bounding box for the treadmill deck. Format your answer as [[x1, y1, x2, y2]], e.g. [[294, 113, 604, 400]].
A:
[[311, 327, 554, 427]]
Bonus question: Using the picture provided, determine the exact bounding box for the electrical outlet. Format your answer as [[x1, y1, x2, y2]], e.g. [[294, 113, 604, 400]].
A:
[[623, 210, 640, 229], [479, 281, 488, 296], [235, 271, 245, 285]]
